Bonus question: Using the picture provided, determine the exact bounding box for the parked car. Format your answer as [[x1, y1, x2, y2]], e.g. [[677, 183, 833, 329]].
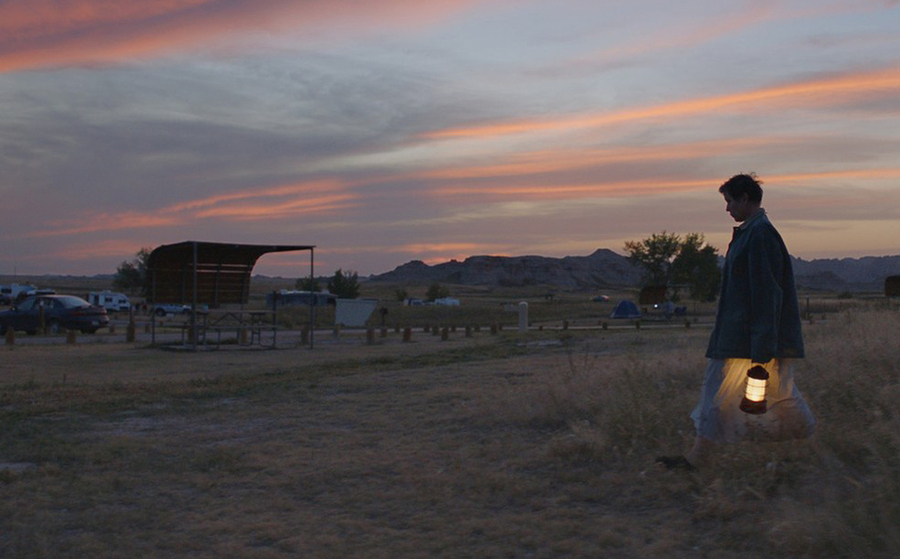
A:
[[0, 294, 109, 335]]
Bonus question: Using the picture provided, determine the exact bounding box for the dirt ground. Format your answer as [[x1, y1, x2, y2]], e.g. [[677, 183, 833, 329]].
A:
[[1, 318, 897, 558]]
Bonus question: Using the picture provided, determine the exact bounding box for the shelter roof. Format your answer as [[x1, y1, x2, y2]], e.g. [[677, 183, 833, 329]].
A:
[[146, 241, 314, 306]]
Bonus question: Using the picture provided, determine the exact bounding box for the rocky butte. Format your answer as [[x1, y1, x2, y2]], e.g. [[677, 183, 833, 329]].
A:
[[370, 249, 900, 292]]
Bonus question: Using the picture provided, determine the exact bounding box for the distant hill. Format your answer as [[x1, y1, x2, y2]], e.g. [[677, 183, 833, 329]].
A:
[[370, 249, 642, 288], [370, 249, 900, 292], [792, 255, 900, 291]]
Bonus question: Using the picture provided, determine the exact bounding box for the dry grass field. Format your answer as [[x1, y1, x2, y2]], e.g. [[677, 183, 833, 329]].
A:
[[1, 295, 898, 558]]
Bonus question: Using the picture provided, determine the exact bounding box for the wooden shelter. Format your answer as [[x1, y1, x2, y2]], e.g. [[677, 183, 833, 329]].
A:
[[146, 241, 315, 348]]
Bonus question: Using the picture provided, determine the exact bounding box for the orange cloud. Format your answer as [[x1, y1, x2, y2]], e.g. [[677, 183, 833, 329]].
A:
[[29, 213, 181, 238], [423, 67, 900, 140], [417, 138, 775, 181], [195, 193, 358, 219], [428, 167, 900, 202], [767, 168, 900, 183], [16, 179, 358, 239], [395, 242, 488, 254], [431, 179, 711, 201], [163, 180, 342, 213], [0, 0, 482, 72]]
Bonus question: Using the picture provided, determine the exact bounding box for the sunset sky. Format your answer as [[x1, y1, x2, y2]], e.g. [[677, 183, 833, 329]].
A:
[[2, 0, 899, 277]]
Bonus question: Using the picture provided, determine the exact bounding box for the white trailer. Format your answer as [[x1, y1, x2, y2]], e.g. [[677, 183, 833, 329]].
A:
[[0, 283, 37, 304], [88, 291, 131, 312]]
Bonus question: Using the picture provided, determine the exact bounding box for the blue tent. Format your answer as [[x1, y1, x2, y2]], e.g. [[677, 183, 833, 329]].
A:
[[610, 300, 641, 319]]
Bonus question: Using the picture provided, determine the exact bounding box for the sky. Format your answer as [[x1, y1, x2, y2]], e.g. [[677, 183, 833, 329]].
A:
[[2, 0, 899, 277]]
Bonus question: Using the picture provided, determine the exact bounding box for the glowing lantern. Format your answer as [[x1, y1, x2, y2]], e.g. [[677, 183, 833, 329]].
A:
[[739, 365, 769, 414]]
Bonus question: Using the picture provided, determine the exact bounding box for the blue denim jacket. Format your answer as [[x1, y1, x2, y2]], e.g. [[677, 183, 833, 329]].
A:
[[706, 211, 804, 362]]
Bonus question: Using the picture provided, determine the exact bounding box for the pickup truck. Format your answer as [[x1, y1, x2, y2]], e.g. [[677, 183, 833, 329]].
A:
[[152, 303, 191, 317]]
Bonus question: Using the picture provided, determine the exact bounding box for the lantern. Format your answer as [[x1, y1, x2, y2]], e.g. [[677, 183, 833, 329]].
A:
[[739, 365, 769, 414]]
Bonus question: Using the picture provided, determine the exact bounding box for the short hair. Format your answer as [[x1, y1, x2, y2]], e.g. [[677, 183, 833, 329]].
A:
[[719, 173, 763, 203]]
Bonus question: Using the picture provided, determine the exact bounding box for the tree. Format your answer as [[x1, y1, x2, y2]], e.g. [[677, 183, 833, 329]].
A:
[[671, 233, 721, 302], [113, 247, 151, 295], [624, 231, 682, 288], [425, 282, 450, 302], [327, 269, 360, 299], [625, 232, 721, 301], [296, 276, 321, 292]]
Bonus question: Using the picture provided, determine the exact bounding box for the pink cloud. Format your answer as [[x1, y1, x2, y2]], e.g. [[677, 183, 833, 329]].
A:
[[0, 0, 483, 72], [13, 179, 359, 239], [423, 66, 900, 140]]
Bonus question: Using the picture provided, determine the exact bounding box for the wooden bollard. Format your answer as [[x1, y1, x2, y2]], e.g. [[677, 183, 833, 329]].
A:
[[465, 325, 472, 338], [126, 321, 136, 342], [66, 330, 77, 345], [333, 325, 341, 338], [403, 326, 412, 343], [451, 324, 457, 333], [475, 325, 481, 333], [394, 325, 400, 334], [301, 326, 310, 345], [441, 326, 449, 341], [563, 320, 569, 330], [602, 322, 608, 330], [490, 323, 498, 335], [432, 325, 440, 336], [423, 325, 430, 333], [635, 320, 641, 330], [239, 328, 249, 344], [380, 327, 388, 338], [366, 327, 375, 345], [684, 319, 691, 329], [5, 328, 14, 347]]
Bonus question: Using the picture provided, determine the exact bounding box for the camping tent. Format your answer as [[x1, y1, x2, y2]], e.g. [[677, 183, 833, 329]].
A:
[[610, 300, 642, 319]]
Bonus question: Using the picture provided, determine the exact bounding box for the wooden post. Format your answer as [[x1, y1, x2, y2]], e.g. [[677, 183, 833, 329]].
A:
[[403, 326, 412, 343], [635, 320, 641, 330], [301, 326, 310, 345], [5, 328, 14, 347], [126, 321, 136, 342], [602, 322, 608, 330], [380, 327, 388, 338], [66, 330, 77, 345], [465, 325, 472, 338], [441, 326, 449, 341], [333, 325, 341, 338], [490, 323, 498, 335], [432, 324, 440, 336], [366, 327, 375, 345], [562, 320, 569, 330]]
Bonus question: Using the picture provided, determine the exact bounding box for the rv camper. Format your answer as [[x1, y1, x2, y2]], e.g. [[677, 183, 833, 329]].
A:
[[88, 291, 131, 312]]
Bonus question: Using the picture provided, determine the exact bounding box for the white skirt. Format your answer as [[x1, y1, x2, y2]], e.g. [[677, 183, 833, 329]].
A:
[[691, 358, 816, 444]]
